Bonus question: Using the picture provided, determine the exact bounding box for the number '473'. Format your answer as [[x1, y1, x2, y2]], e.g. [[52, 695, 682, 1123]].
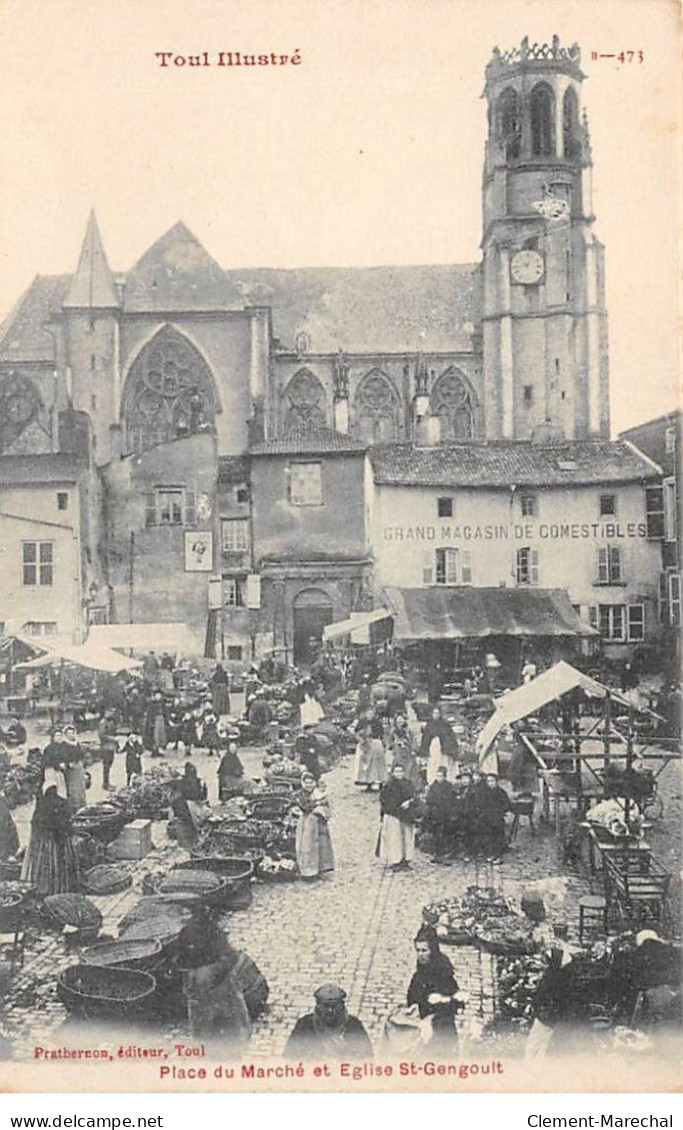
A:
[[618, 50, 644, 62]]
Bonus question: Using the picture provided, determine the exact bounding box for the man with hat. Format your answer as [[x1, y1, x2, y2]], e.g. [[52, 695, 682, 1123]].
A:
[[284, 984, 373, 1060]]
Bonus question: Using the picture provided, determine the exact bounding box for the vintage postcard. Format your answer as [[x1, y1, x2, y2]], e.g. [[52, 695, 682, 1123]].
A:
[[0, 0, 680, 1094]]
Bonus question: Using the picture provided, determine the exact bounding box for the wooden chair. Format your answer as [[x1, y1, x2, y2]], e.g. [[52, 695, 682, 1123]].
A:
[[604, 854, 671, 931]]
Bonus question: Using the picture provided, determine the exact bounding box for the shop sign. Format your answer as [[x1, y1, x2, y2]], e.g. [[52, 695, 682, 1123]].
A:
[[383, 521, 648, 543], [184, 530, 213, 572]]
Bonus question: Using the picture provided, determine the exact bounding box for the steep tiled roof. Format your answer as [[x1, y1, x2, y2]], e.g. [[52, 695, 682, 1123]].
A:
[[0, 222, 480, 361], [226, 262, 480, 353], [0, 276, 69, 363], [369, 440, 661, 487], [123, 222, 247, 312], [250, 427, 367, 455], [0, 453, 84, 484]]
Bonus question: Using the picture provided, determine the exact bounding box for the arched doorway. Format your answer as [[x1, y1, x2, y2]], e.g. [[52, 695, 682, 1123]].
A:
[[292, 588, 333, 667]]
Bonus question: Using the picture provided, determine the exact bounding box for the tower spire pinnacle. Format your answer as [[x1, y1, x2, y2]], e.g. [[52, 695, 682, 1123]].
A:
[[63, 210, 120, 310]]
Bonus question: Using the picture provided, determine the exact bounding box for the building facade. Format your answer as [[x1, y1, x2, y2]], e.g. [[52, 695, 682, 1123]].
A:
[[620, 411, 681, 663], [370, 440, 662, 659], [0, 38, 662, 660]]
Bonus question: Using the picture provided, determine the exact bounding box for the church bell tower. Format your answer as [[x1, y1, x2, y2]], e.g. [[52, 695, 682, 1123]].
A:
[[481, 36, 609, 440]]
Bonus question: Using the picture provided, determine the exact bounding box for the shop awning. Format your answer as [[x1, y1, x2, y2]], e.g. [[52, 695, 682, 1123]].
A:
[[476, 660, 637, 759], [323, 608, 394, 644], [88, 623, 196, 655], [15, 638, 142, 674], [383, 587, 597, 643]]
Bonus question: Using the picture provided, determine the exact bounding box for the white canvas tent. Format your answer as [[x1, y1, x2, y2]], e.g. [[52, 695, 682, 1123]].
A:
[[15, 637, 142, 674], [476, 660, 638, 761], [323, 608, 394, 644]]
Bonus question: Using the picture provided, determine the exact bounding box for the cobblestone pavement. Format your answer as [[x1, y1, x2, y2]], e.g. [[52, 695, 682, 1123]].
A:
[[3, 732, 681, 1061]]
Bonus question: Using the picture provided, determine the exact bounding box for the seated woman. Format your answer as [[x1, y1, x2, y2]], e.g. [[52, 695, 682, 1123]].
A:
[[3, 717, 27, 747], [180, 761, 207, 802], [217, 741, 246, 801], [246, 692, 272, 741], [407, 924, 463, 1050], [294, 772, 335, 881], [21, 770, 80, 895]]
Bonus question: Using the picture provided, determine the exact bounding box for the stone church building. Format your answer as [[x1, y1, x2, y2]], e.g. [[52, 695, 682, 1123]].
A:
[[0, 39, 662, 664]]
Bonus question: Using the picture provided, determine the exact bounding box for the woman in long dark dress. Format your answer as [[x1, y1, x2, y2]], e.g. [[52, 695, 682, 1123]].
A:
[[211, 664, 231, 717], [378, 764, 416, 870], [21, 772, 80, 895], [420, 706, 459, 784], [407, 924, 461, 1050]]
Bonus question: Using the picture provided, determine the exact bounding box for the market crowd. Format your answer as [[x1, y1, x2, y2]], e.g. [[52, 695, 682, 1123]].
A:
[[0, 642, 680, 1061]]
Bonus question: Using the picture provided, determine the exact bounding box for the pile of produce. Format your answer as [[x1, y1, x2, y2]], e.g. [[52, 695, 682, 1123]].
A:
[[113, 764, 183, 820], [494, 954, 549, 1029], [72, 801, 127, 844], [257, 854, 298, 882], [0, 880, 34, 905], [423, 886, 535, 954], [264, 763, 301, 788], [194, 795, 300, 863], [0, 762, 42, 809]]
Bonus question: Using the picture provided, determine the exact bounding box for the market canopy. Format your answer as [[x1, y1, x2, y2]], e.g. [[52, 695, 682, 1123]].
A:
[[323, 608, 394, 644], [383, 587, 597, 643], [476, 660, 637, 759], [15, 637, 142, 674], [88, 622, 196, 655]]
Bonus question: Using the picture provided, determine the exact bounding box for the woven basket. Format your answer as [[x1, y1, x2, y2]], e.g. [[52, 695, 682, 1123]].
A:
[[150, 871, 227, 910], [44, 893, 103, 934], [119, 909, 191, 950], [57, 964, 156, 1019], [81, 938, 163, 970], [174, 857, 254, 910], [83, 864, 133, 896]]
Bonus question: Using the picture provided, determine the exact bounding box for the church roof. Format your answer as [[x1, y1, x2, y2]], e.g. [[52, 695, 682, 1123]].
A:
[[63, 211, 120, 309], [123, 222, 246, 312], [0, 275, 69, 363], [0, 223, 480, 362], [370, 439, 661, 488], [225, 262, 480, 354]]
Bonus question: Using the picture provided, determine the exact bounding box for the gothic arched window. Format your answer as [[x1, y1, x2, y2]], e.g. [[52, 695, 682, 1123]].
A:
[[0, 374, 44, 454], [497, 88, 520, 158], [430, 368, 475, 441], [123, 328, 215, 454], [353, 370, 400, 444], [283, 368, 326, 433], [562, 86, 580, 159], [530, 83, 555, 157]]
